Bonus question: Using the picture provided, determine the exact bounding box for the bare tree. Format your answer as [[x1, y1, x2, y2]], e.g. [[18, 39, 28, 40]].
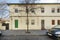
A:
[[19, 0, 37, 3], [0, 0, 9, 22], [19, 0, 37, 33], [19, 0, 46, 32]]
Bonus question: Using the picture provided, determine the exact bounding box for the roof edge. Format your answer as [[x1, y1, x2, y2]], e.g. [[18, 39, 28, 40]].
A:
[[7, 3, 60, 5]]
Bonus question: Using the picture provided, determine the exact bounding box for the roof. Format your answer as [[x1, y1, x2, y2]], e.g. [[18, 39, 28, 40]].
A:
[[6, 0, 60, 5], [7, 3, 60, 5], [6, 0, 60, 3]]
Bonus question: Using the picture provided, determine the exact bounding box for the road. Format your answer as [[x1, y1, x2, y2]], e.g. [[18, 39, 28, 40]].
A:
[[0, 35, 53, 40]]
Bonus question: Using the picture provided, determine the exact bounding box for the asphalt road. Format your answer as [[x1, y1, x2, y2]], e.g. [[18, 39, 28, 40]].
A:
[[0, 35, 53, 40]]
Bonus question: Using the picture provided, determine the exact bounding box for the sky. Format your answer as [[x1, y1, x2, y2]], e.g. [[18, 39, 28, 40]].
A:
[[6, 0, 60, 3], [0, 0, 60, 3], [7, 0, 19, 3], [0, 0, 60, 19]]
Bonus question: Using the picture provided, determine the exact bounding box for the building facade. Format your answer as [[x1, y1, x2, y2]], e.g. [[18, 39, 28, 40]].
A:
[[8, 3, 60, 30], [0, 19, 9, 30]]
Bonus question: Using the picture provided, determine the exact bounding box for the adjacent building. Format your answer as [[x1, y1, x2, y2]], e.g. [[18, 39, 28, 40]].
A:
[[7, 3, 60, 30]]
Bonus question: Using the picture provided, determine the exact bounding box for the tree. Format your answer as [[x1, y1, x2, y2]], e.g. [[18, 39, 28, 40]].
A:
[[19, 0, 37, 33], [19, 0, 37, 3], [0, 0, 9, 22], [19, 0, 46, 32]]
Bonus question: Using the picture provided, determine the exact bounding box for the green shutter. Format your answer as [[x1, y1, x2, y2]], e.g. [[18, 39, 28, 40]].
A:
[[15, 20, 18, 28]]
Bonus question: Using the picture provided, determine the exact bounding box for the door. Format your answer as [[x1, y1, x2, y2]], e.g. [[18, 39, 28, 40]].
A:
[[41, 20, 45, 30], [6, 23, 9, 30], [15, 20, 18, 28]]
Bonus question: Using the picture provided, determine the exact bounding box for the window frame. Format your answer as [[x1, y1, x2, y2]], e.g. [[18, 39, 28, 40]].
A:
[[15, 8, 18, 13], [57, 20, 60, 25], [41, 8, 44, 13], [52, 20, 55, 25], [57, 8, 60, 13], [31, 20, 35, 25], [52, 8, 55, 13]]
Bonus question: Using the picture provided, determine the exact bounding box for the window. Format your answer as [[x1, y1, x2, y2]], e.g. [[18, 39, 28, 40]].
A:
[[57, 8, 60, 13], [41, 8, 44, 13], [15, 20, 18, 28], [30, 8, 35, 13], [2, 23, 6, 26], [15, 9, 18, 13], [52, 8, 55, 13], [57, 20, 60, 25], [31, 20, 35, 25], [26, 20, 29, 25], [52, 20, 55, 25]]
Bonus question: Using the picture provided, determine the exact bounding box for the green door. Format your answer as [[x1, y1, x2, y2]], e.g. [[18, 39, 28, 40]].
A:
[[15, 20, 18, 28]]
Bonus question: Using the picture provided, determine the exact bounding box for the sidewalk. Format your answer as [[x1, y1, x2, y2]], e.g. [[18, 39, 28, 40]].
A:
[[1, 30, 47, 36]]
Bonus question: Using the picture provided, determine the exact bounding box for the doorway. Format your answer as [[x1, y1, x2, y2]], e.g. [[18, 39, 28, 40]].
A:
[[6, 23, 9, 30], [41, 20, 45, 30], [2, 23, 9, 30]]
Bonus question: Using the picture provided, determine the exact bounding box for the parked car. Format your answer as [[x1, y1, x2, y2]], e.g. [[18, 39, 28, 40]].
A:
[[46, 25, 60, 39]]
